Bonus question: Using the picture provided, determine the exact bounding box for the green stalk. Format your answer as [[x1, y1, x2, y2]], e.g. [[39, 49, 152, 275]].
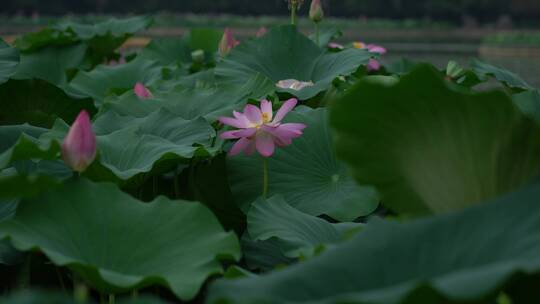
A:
[[109, 294, 116, 304], [315, 22, 320, 45], [262, 158, 269, 198], [291, 3, 297, 25]]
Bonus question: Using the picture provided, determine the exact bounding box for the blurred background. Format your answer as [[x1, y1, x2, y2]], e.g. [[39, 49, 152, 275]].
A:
[[1, 0, 540, 86]]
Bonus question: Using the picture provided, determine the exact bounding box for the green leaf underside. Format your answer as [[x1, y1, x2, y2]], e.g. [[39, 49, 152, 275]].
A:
[[470, 59, 533, 90], [228, 107, 379, 222], [0, 39, 19, 84], [0, 179, 240, 300], [215, 25, 372, 100], [331, 64, 540, 215], [247, 195, 362, 258], [208, 181, 540, 304]]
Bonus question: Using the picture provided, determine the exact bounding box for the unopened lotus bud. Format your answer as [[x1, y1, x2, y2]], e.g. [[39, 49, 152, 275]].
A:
[[191, 49, 205, 63], [310, 0, 324, 23], [62, 110, 97, 172], [219, 28, 240, 57]]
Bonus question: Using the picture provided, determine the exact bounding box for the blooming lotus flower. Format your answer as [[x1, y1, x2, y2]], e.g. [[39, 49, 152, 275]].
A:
[[328, 42, 344, 50], [353, 41, 387, 71], [219, 28, 240, 57], [309, 0, 324, 23], [256, 27, 268, 38], [62, 110, 97, 172], [219, 99, 307, 157], [134, 82, 152, 99], [276, 79, 315, 91]]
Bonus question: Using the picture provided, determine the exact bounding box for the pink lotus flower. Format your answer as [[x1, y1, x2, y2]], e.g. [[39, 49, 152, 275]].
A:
[[353, 41, 387, 71], [219, 99, 307, 157], [134, 82, 152, 99], [62, 110, 97, 172], [328, 42, 344, 50], [256, 27, 268, 38], [219, 28, 240, 57]]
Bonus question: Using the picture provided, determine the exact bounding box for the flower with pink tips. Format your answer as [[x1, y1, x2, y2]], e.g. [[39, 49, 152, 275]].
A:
[[134, 82, 152, 99], [353, 41, 387, 71], [219, 28, 240, 57], [219, 98, 307, 157], [62, 110, 97, 172]]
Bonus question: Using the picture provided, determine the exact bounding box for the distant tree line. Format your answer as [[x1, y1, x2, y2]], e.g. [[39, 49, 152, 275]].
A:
[[2, 0, 539, 24]]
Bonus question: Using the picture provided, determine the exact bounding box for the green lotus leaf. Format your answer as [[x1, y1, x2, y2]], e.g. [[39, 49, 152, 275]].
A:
[[331, 64, 540, 215], [215, 25, 372, 100], [14, 28, 79, 52], [66, 108, 217, 182], [68, 57, 162, 104], [240, 233, 293, 272], [0, 79, 96, 127], [0, 289, 168, 304], [228, 107, 379, 222], [13, 43, 87, 86], [470, 59, 533, 90], [0, 39, 19, 84], [208, 181, 540, 304], [102, 85, 248, 122], [513, 89, 540, 122], [0, 179, 240, 300], [247, 195, 362, 258], [0, 198, 22, 265], [139, 29, 222, 66]]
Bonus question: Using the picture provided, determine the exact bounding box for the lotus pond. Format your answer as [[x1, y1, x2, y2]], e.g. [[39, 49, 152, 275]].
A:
[[1, 10, 540, 304]]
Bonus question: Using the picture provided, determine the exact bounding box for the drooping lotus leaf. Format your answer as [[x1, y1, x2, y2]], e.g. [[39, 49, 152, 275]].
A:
[[240, 234, 294, 272], [139, 29, 222, 65], [0, 198, 22, 265], [470, 59, 533, 90], [215, 25, 372, 100], [102, 84, 249, 122], [208, 181, 540, 304], [63, 108, 217, 181], [513, 89, 540, 122], [227, 107, 379, 222], [0, 179, 240, 300], [0, 289, 168, 304], [0, 39, 19, 84], [13, 43, 87, 86], [331, 64, 540, 216], [0, 79, 96, 127], [0, 124, 48, 153], [68, 57, 162, 104], [247, 195, 362, 258]]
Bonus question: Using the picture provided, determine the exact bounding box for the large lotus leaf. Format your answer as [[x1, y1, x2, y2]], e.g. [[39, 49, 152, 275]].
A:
[[139, 29, 222, 66], [0, 179, 240, 300], [208, 181, 540, 304], [0, 124, 47, 152], [0, 79, 96, 127], [1, 289, 168, 304], [0, 128, 60, 170], [513, 89, 540, 122], [470, 59, 533, 90], [13, 43, 87, 86], [0, 39, 19, 84], [14, 28, 79, 52], [331, 64, 540, 215], [248, 195, 362, 258], [215, 25, 372, 100], [102, 85, 248, 122], [47, 108, 217, 182], [241, 234, 294, 272], [228, 107, 379, 222], [56, 16, 153, 41], [0, 198, 22, 265], [68, 58, 162, 103]]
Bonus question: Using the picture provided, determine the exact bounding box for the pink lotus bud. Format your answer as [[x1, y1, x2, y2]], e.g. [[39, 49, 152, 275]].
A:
[[309, 0, 324, 23], [62, 110, 97, 172], [219, 28, 240, 57], [134, 82, 152, 99], [256, 27, 268, 38]]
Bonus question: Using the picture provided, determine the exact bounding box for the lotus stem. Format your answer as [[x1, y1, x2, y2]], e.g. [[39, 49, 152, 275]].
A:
[[291, 3, 297, 25], [262, 158, 269, 198], [109, 294, 115, 304]]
